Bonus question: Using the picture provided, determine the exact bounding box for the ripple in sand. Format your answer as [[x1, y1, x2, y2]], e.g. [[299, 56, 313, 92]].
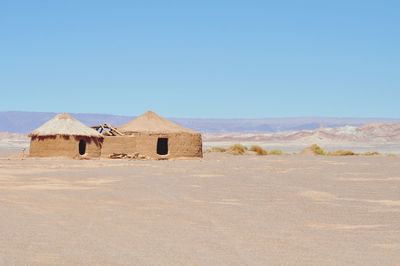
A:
[[375, 243, 400, 250], [308, 223, 387, 230], [337, 177, 400, 182], [0, 178, 119, 190], [191, 174, 225, 177], [300, 190, 400, 207], [299, 191, 337, 202]]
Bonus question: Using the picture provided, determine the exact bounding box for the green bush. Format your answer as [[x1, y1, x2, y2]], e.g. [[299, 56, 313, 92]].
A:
[[363, 151, 380, 156], [249, 145, 268, 155], [310, 144, 326, 155], [269, 149, 283, 155], [229, 144, 247, 155], [208, 146, 227, 153], [328, 150, 357, 156]]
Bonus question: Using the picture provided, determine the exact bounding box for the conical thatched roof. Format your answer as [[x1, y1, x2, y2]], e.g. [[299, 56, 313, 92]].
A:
[[29, 113, 103, 138], [118, 111, 196, 133]]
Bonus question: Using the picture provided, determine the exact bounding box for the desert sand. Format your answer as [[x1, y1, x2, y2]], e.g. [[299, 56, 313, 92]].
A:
[[0, 152, 399, 265]]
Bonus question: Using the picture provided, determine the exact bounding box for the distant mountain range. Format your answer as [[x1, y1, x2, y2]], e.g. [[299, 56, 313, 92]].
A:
[[1, 111, 400, 134], [1, 115, 400, 153], [204, 124, 400, 144]]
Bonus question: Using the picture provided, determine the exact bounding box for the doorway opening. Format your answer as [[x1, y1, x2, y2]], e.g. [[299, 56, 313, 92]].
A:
[[157, 138, 168, 155], [79, 140, 86, 155]]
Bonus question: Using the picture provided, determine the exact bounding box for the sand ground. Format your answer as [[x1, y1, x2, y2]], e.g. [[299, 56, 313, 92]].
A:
[[0, 153, 399, 265]]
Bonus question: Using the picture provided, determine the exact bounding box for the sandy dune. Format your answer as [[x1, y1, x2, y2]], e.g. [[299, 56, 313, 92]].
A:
[[0, 153, 399, 265]]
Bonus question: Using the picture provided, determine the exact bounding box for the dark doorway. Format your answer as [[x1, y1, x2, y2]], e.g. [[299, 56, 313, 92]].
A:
[[157, 138, 168, 155], [79, 140, 86, 155]]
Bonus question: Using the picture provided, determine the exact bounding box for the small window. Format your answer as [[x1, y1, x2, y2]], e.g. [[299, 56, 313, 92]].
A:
[[157, 138, 168, 155], [79, 140, 86, 155]]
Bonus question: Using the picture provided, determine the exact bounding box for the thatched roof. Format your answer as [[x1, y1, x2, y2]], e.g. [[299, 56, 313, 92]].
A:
[[29, 113, 103, 138], [118, 111, 196, 134]]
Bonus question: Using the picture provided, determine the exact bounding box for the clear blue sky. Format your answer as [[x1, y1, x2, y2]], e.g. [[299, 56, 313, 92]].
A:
[[1, 0, 399, 118]]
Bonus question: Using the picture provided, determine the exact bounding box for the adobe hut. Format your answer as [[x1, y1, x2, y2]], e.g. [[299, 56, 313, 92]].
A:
[[101, 111, 203, 159], [29, 113, 103, 158]]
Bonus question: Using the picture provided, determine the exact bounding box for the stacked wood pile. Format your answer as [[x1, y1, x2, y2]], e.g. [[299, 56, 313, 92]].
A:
[[109, 153, 150, 160], [92, 124, 123, 136]]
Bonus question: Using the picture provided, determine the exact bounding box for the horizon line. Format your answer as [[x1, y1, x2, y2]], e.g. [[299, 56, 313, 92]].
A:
[[1, 110, 400, 121]]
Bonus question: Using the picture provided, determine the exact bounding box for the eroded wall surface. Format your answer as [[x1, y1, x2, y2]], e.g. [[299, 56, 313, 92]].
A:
[[29, 136, 102, 158], [101, 136, 137, 158], [101, 133, 203, 159]]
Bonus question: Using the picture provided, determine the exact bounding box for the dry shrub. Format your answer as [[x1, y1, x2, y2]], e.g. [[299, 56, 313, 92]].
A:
[[249, 145, 268, 155], [229, 144, 247, 155], [310, 144, 326, 155], [328, 150, 357, 156], [363, 151, 380, 156], [208, 146, 226, 153], [269, 149, 283, 155], [386, 153, 397, 157]]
